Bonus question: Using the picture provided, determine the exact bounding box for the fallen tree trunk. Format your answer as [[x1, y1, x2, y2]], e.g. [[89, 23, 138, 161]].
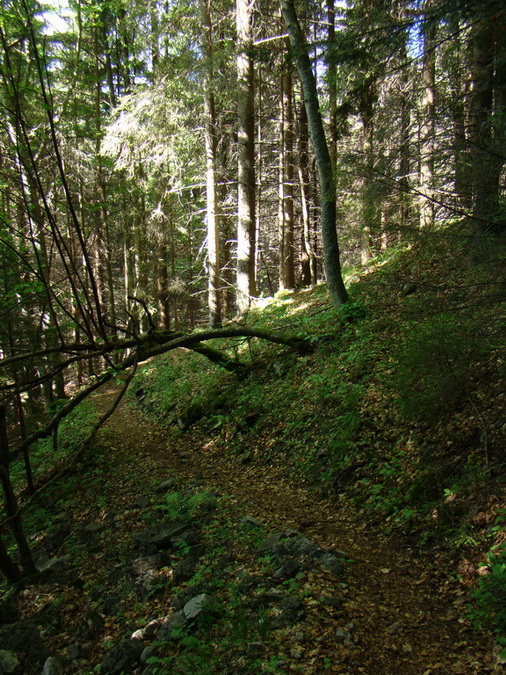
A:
[[0, 326, 312, 581]]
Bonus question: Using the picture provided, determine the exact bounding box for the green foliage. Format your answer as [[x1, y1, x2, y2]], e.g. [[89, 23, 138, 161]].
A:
[[391, 313, 487, 423], [469, 547, 506, 655], [10, 399, 97, 490]]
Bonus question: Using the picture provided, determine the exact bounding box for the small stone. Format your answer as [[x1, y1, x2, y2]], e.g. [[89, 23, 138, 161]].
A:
[[42, 656, 65, 675], [273, 558, 300, 580], [100, 640, 143, 675], [183, 594, 216, 621], [335, 628, 354, 646], [131, 617, 164, 642], [0, 650, 19, 674], [318, 552, 344, 577], [131, 555, 166, 576], [172, 557, 197, 584], [241, 516, 262, 527], [157, 612, 186, 641], [140, 645, 157, 665], [257, 533, 284, 555], [155, 479, 175, 494], [320, 595, 343, 611], [386, 621, 402, 634], [77, 610, 105, 640]]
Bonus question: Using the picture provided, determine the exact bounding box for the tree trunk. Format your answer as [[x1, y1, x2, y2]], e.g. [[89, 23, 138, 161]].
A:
[[280, 0, 348, 307], [327, 0, 337, 174], [0, 406, 37, 581], [236, 0, 257, 313], [470, 10, 506, 235], [361, 104, 375, 264], [202, 0, 222, 327], [278, 47, 295, 290], [419, 3, 436, 229]]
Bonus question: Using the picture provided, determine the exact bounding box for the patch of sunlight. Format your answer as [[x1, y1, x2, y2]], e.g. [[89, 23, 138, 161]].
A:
[[288, 302, 311, 314]]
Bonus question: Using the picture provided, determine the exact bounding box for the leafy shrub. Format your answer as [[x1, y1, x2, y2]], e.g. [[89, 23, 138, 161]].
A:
[[391, 313, 487, 423], [469, 547, 506, 655]]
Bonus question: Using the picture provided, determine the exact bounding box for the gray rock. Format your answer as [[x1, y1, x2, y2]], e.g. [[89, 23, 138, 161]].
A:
[[317, 551, 344, 577], [187, 544, 205, 560], [320, 595, 343, 611], [273, 558, 300, 580], [256, 533, 284, 555], [84, 522, 106, 535], [157, 612, 186, 641], [140, 645, 157, 665], [46, 520, 72, 551], [77, 610, 105, 640], [66, 643, 84, 660], [260, 588, 285, 602], [131, 617, 165, 642], [172, 557, 197, 584], [275, 597, 304, 628], [134, 521, 191, 552], [41, 656, 64, 675], [0, 621, 47, 666], [37, 557, 65, 577], [241, 516, 263, 528], [171, 530, 201, 548], [335, 628, 354, 646], [183, 594, 216, 621], [172, 587, 202, 611], [135, 570, 164, 599], [155, 478, 175, 494], [99, 640, 143, 674], [272, 537, 317, 562], [0, 650, 19, 674], [35, 601, 62, 638], [131, 555, 166, 576]]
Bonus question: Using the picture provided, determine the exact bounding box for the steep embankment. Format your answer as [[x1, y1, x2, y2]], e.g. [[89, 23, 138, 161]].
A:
[[3, 234, 505, 673], [88, 385, 497, 673]]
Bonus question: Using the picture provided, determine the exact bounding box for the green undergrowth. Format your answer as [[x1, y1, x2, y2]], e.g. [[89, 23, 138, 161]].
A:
[[128, 228, 506, 644]]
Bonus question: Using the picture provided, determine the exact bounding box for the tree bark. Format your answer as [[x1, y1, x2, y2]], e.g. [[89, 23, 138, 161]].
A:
[[470, 9, 506, 235], [236, 0, 257, 313], [0, 406, 37, 580], [419, 2, 436, 229], [202, 0, 222, 327], [278, 46, 295, 290], [280, 0, 348, 307]]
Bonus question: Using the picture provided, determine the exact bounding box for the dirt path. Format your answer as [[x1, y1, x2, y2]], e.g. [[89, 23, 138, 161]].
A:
[[95, 387, 499, 674]]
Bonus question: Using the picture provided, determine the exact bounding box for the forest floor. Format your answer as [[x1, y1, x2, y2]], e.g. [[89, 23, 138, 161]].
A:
[[5, 236, 505, 674], [55, 382, 498, 675]]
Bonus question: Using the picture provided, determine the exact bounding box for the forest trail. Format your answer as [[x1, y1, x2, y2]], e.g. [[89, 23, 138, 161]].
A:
[[94, 385, 499, 674]]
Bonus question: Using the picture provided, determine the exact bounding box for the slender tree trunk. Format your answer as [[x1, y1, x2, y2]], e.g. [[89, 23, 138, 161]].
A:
[[168, 193, 180, 329], [297, 102, 317, 286], [94, 25, 116, 331], [236, 0, 257, 313], [327, 0, 337, 174], [0, 406, 37, 581], [201, 0, 222, 327], [156, 221, 170, 330], [419, 3, 436, 229], [281, 0, 348, 307], [361, 107, 375, 264], [278, 46, 295, 289], [470, 10, 506, 235]]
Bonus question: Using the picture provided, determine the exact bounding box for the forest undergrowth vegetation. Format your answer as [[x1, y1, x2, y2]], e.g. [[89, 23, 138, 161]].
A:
[[128, 226, 506, 648]]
